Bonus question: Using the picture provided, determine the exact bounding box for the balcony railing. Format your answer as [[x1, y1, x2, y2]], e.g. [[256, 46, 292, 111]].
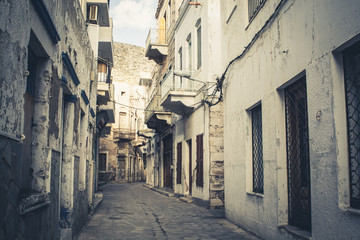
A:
[[145, 95, 166, 123], [145, 28, 167, 47], [248, 0, 266, 21], [160, 70, 202, 99], [113, 128, 136, 141]]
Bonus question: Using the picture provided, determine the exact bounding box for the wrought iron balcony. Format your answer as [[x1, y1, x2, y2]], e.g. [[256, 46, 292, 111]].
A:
[[145, 28, 168, 64]]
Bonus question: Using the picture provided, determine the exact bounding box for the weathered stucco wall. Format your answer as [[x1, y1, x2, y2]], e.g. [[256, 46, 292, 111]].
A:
[[0, 0, 97, 239], [222, 0, 360, 239]]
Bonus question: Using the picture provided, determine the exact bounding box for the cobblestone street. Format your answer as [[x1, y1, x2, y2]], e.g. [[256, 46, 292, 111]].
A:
[[76, 183, 260, 240]]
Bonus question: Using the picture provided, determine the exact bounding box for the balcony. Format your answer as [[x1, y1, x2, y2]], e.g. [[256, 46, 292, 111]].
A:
[[145, 94, 171, 132], [113, 128, 136, 142], [98, 19, 113, 64], [97, 82, 112, 106], [145, 28, 168, 64], [97, 83, 114, 123], [160, 70, 202, 115]]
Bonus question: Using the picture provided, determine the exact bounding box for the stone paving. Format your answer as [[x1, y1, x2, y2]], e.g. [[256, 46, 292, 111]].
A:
[[76, 183, 260, 240]]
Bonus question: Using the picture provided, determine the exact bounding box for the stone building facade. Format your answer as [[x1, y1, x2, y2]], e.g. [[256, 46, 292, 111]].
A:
[[0, 0, 100, 239], [221, 0, 360, 239], [144, 0, 225, 208], [98, 42, 154, 183]]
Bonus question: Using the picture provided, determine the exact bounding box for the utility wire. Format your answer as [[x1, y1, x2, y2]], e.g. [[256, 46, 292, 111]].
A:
[[204, 0, 289, 106]]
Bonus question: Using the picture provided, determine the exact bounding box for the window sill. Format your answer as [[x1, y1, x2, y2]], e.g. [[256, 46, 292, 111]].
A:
[[246, 191, 264, 198], [341, 207, 360, 216], [279, 225, 311, 240], [19, 193, 50, 215]]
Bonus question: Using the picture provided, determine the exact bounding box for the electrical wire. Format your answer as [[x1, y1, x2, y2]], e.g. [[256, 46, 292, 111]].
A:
[[204, 0, 289, 107]]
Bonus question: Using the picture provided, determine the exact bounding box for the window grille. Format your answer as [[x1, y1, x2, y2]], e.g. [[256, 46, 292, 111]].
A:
[[252, 104, 263, 194], [285, 77, 311, 231], [177, 142, 182, 184], [343, 41, 360, 209], [248, 0, 266, 22]]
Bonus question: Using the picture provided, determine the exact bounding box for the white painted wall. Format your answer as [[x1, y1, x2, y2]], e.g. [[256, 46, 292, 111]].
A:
[[222, 0, 360, 239], [172, 0, 222, 202]]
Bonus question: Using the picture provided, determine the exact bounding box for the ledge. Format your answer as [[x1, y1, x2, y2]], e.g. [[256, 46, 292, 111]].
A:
[[279, 225, 311, 240], [19, 193, 50, 215], [246, 191, 264, 198], [341, 207, 360, 216]]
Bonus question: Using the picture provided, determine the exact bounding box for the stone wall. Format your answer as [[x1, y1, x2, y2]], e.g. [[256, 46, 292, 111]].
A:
[[209, 102, 224, 208]]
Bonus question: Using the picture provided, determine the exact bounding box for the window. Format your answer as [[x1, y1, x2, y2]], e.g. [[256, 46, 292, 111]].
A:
[[251, 104, 263, 194], [99, 153, 107, 171], [343, 41, 360, 209], [97, 62, 107, 82], [178, 47, 183, 87], [177, 142, 182, 184], [285, 77, 311, 231], [197, 25, 201, 69], [248, 0, 266, 22], [187, 34, 192, 72], [88, 5, 98, 23], [119, 112, 127, 128], [196, 134, 203, 187]]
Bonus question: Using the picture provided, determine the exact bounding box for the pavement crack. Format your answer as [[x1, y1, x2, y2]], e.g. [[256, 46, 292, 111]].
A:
[[152, 212, 168, 239]]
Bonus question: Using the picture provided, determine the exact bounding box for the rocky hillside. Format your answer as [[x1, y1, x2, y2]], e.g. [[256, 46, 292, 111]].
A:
[[111, 42, 155, 85]]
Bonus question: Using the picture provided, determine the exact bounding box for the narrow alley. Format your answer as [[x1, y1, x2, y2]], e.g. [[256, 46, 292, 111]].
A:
[[76, 183, 260, 240]]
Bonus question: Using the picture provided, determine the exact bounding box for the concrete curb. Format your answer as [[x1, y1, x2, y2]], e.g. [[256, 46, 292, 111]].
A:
[[143, 184, 175, 197], [179, 197, 193, 203]]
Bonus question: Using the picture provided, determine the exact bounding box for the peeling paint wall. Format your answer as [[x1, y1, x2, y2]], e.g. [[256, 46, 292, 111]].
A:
[[222, 0, 360, 239], [0, 0, 97, 239]]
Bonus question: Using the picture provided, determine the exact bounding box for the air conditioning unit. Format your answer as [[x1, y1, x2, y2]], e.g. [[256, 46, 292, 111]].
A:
[[88, 5, 98, 22]]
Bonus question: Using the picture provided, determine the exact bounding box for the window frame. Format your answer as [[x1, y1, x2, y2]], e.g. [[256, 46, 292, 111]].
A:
[[196, 134, 204, 187], [99, 152, 108, 172], [251, 104, 264, 194]]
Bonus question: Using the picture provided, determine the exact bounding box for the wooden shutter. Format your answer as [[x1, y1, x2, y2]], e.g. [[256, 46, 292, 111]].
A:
[[177, 142, 182, 184], [196, 134, 203, 187]]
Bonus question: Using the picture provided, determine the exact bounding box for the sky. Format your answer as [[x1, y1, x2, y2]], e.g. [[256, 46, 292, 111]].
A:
[[110, 0, 158, 47]]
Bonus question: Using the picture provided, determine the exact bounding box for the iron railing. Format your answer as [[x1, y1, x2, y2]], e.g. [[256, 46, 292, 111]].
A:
[[160, 69, 202, 100], [285, 77, 311, 231], [145, 28, 167, 48], [344, 41, 360, 209], [144, 95, 169, 123], [248, 0, 266, 22], [252, 104, 263, 194]]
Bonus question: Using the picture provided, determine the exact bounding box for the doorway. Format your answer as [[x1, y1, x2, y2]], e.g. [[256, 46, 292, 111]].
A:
[[163, 134, 173, 189]]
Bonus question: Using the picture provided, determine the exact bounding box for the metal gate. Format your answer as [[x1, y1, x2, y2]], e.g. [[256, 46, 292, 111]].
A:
[[285, 77, 311, 231], [344, 42, 360, 209]]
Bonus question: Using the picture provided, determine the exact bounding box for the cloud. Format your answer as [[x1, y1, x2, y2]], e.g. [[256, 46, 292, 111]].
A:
[[110, 0, 157, 30]]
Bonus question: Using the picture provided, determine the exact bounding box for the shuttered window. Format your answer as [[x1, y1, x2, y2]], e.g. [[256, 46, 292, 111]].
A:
[[196, 134, 203, 187], [177, 142, 182, 184]]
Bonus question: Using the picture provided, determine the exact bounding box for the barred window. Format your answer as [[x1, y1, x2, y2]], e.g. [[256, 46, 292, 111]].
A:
[[252, 104, 263, 194], [343, 41, 360, 209], [248, 0, 266, 22], [285, 77, 311, 231]]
